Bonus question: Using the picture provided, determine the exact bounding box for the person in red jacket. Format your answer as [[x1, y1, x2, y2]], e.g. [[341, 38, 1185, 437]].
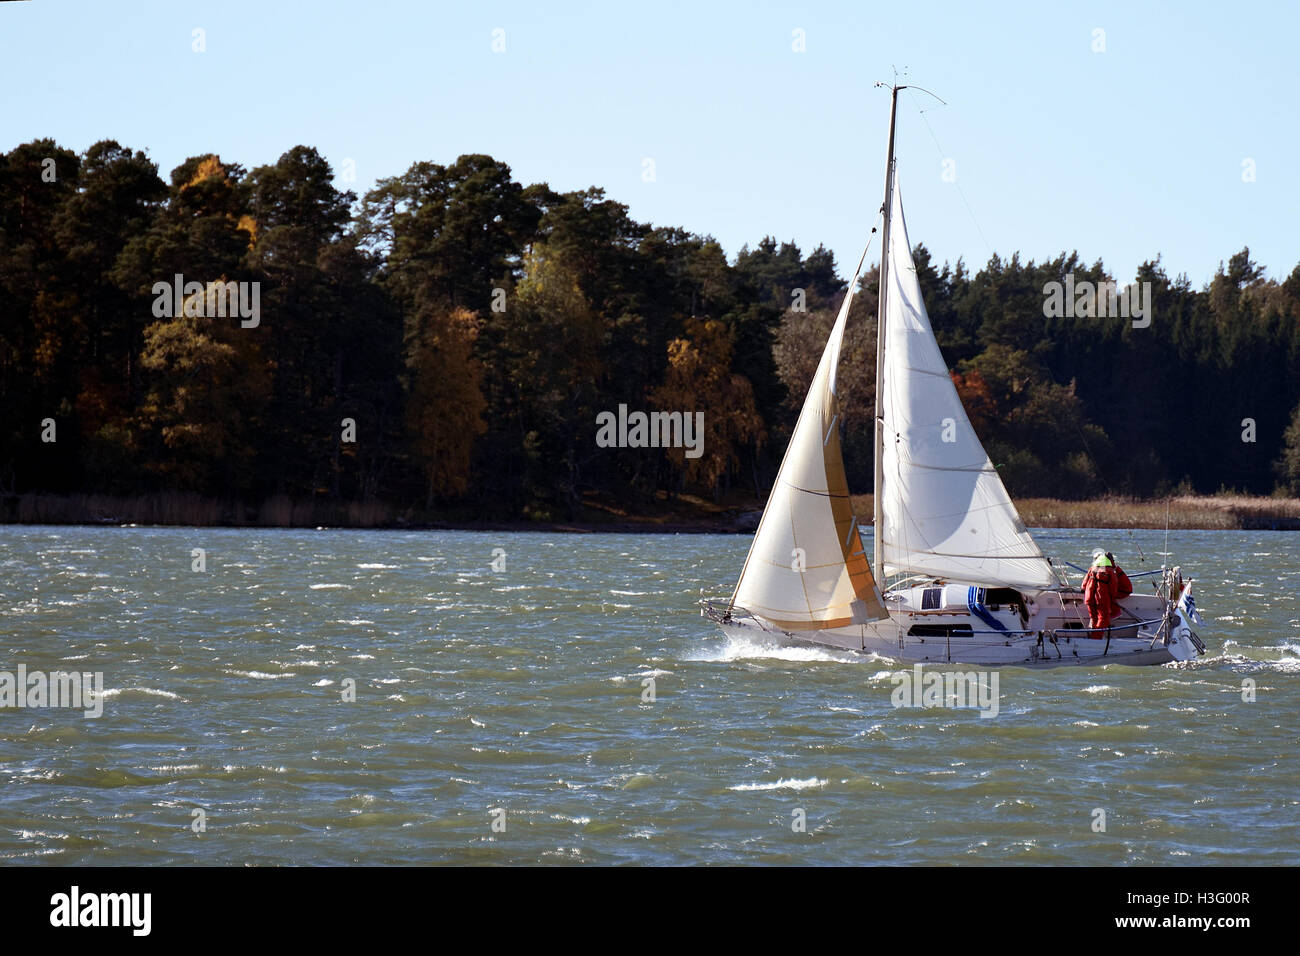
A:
[[1108, 551, 1133, 600], [1082, 550, 1131, 635]]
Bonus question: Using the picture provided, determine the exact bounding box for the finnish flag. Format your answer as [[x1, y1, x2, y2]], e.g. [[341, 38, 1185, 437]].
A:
[[1176, 583, 1204, 626]]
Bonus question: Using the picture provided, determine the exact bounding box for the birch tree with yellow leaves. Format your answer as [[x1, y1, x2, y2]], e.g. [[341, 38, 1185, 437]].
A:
[[652, 318, 764, 499]]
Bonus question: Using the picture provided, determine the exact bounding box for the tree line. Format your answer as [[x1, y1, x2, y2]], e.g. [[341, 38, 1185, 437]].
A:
[[3, 139, 1300, 524]]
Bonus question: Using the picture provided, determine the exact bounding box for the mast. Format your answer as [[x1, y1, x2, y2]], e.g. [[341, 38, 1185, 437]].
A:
[[873, 84, 902, 585]]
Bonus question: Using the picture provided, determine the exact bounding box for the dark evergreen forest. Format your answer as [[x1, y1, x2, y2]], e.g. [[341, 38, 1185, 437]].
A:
[[4, 140, 1299, 522]]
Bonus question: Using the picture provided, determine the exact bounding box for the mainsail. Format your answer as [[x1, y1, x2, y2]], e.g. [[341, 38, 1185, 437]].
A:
[[878, 175, 1056, 590], [730, 255, 887, 630]]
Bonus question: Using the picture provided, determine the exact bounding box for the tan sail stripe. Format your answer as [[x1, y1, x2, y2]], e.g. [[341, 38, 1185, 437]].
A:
[[822, 400, 886, 620], [760, 616, 855, 632]]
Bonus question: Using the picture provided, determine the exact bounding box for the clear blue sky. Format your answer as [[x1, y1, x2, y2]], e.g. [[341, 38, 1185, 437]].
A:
[[2, 0, 1295, 286]]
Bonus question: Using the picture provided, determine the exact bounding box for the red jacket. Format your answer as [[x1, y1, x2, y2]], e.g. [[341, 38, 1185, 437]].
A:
[[1081, 561, 1133, 613], [1083, 565, 1126, 615], [1114, 565, 1133, 598]]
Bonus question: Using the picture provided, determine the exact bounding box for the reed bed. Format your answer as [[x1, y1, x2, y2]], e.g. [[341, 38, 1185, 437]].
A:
[[849, 494, 1300, 530], [5, 491, 1300, 531]]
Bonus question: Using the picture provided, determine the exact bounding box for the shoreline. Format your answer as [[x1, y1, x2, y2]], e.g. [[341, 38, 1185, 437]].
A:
[[4, 492, 1300, 532]]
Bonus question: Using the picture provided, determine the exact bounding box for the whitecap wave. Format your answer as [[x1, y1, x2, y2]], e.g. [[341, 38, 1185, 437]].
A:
[[100, 687, 182, 700], [228, 670, 294, 680], [729, 777, 828, 792], [686, 634, 863, 664]]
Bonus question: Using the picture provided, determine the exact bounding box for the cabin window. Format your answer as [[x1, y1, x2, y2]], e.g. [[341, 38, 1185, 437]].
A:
[[908, 624, 973, 638], [921, 588, 942, 610]]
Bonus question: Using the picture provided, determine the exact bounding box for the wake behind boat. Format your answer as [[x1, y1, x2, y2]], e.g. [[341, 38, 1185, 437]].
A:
[[701, 84, 1206, 668]]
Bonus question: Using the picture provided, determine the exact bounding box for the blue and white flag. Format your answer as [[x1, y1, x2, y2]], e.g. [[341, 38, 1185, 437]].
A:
[[1176, 582, 1204, 626]]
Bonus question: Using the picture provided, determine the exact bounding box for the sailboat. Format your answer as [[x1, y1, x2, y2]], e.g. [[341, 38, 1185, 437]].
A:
[[701, 85, 1205, 667]]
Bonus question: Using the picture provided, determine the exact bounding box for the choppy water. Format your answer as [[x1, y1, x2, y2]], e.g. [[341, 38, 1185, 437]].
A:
[[0, 525, 1297, 865]]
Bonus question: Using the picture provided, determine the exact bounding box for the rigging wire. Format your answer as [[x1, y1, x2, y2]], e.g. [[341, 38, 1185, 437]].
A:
[[884, 88, 1063, 594], [904, 88, 994, 258], [899, 86, 1134, 581], [1170, 496, 1180, 580]]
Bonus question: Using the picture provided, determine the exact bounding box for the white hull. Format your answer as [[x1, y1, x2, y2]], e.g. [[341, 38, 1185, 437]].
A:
[[705, 584, 1194, 668], [715, 616, 1174, 667]]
